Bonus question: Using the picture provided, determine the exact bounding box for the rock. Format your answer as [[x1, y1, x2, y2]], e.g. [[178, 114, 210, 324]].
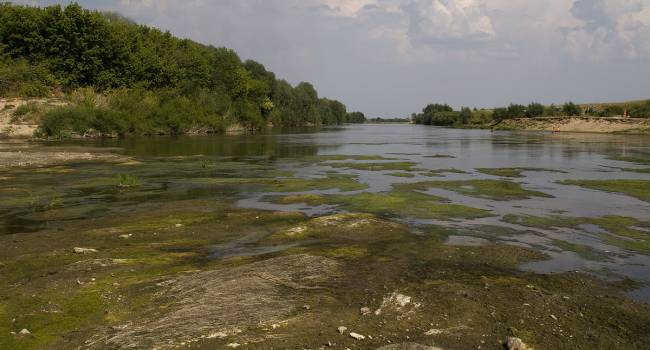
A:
[[303, 304, 311, 310], [118, 234, 132, 239], [337, 326, 348, 335], [175, 223, 183, 227], [18, 328, 31, 337], [504, 337, 528, 350], [360, 306, 371, 315], [73, 247, 98, 254], [226, 343, 240, 348], [349, 332, 365, 340]]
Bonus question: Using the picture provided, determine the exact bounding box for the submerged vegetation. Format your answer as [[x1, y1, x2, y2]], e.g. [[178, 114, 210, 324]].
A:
[[559, 179, 650, 203], [0, 3, 355, 137], [396, 179, 553, 201]]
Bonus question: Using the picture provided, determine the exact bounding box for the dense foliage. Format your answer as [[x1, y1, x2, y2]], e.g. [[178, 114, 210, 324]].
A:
[[0, 2, 353, 136], [413, 99, 650, 127]]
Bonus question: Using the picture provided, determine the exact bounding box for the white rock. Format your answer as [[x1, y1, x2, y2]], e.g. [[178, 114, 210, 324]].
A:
[[18, 329, 31, 336], [360, 306, 371, 315], [73, 247, 98, 254], [337, 326, 347, 334], [349, 332, 365, 340], [505, 337, 528, 350], [226, 343, 240, 348]]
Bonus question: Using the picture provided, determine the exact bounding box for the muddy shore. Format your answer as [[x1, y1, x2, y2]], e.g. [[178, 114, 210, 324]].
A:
[[496, 117, 650, 133]]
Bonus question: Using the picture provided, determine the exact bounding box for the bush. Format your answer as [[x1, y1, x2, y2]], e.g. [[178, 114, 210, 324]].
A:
[[629, 101, 650, 118]]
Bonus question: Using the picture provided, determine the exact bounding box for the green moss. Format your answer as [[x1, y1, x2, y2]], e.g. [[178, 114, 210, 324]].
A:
[[386, 172, 416, 178], [559, 179, 650, 203], [397, 179, 552, 201], [326, 161, 419, 171], [328, 190, 491, 220], [477, 167, 566, 178]]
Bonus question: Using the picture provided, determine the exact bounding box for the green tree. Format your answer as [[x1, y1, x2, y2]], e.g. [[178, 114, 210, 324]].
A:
[[525, 102, 545, 118], [562, 102, 582, 116]]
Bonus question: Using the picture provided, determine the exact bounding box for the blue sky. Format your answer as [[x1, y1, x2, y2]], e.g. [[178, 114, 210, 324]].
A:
[[15, 0, 650, 117]]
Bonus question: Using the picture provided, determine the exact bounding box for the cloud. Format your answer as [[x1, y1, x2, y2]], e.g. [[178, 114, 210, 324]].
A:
[[563, 0, 650, 60]]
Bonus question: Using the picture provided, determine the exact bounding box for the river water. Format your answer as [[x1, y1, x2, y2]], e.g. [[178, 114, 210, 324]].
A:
[[2, 124, 650, 299]]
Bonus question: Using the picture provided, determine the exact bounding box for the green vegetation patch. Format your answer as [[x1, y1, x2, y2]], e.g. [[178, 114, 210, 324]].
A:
[[386, 172, 416, 178], [550, 239, 610, 261], [477, 167, 566, 178], [397, 179, 553, 201], [191, 173, 367, 192], [328, 190, 491, 220], [326, 161, 419, 172], [504, 214, 650, 253], [559, 179, 650, 203], [267, 193, 328, 206], [421, 168, 467, 177]]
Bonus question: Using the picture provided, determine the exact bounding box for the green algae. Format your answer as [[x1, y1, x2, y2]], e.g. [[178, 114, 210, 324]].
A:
[[303, 154, 395, 161], [550, 239, 610, 261], [420, 168, 467, 177], [328, 190, 491, 220], [397, 179, 553, 201], [326, 161, 419, 171], [267, 193, 328, 206], [424, 154, 455, 158], [190, 173, 368, 192], [386, 172, 416, 178], [503, 214, 650, 253], [559, 179, 650, 203], [477, 167, 567, 178]]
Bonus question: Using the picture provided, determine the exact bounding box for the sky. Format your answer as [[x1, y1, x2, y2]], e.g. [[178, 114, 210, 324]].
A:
[[15, 0, 650, 117]]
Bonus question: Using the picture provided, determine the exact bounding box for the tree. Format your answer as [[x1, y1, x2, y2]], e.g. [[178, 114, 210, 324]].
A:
[[347, 112, 366, 124], [506, 104, 526, 118], [525, 102, 545, 118], [458, 107, 473, 124], [562, 102, 582, 116]]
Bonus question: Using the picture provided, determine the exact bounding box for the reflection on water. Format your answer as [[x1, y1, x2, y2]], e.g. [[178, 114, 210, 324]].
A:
[[2, 124, 650, 299]]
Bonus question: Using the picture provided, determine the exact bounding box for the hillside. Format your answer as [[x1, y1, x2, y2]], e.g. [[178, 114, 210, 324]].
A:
[[0, 3, 363, 137]]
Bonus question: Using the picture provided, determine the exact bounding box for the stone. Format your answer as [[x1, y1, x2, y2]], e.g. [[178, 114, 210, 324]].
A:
[[360, 306, 371, 315], [73, 247, 98, 254], [349, 332, 365, 340], [504, 337, 528, 350], [337, 326, 347, 335], [18, 329, 31, 337]]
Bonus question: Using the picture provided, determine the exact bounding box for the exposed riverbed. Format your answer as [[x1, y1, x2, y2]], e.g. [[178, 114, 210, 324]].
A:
[[1, 124, 650, 349]]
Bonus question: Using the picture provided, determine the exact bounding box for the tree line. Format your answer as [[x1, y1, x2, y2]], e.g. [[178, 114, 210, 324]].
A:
[[0, 3, 365, 137], [413, 100, 650, 127]]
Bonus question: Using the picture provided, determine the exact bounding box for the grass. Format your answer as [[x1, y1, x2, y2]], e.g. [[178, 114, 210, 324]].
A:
[[267, 193, 328, 206], [116, 174, 140, 188], [386, 172, 416, 178], [559, 179, 650, 203], [397, 179, 553, 201]]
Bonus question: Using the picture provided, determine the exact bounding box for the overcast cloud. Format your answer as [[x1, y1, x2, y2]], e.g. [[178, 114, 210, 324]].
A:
[[15, 0, 650, 117]]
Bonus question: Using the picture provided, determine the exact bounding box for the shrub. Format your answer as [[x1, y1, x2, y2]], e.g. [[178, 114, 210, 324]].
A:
[[562, 102, 582, 116], [525, 102, 545, 118]]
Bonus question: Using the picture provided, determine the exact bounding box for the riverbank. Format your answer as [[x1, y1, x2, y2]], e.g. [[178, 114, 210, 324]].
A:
[[495, 117, 650, 134]]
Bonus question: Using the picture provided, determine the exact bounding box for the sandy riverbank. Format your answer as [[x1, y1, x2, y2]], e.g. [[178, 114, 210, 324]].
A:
[[497, 116, 650, 133]]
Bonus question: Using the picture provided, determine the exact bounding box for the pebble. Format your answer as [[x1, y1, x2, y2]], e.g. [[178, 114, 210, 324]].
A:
[[18, 329, 31, 337], [226, 343, 240, 348], [349, 332, 365, 340], [337, 326, 347, 335], [360, 306, 371, 315], [303, 304, 311, 310]]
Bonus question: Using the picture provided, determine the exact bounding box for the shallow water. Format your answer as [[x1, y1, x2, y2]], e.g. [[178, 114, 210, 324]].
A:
[[2, 124, 650, 299]]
